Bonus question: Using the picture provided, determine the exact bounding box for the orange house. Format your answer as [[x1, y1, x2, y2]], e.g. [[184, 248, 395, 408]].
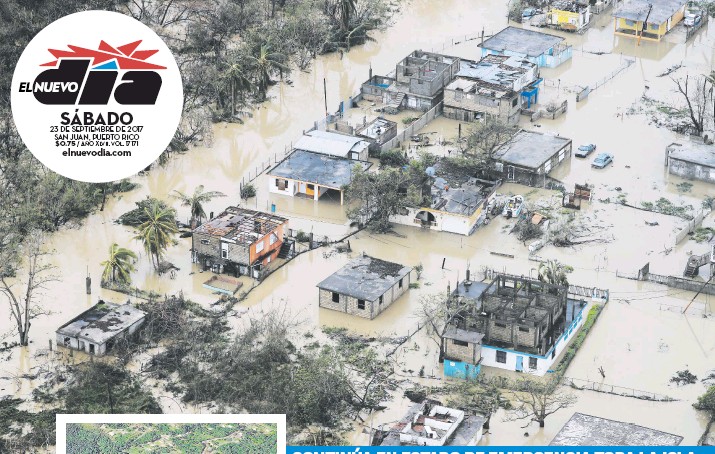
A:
[[192, 207, 290, 279]]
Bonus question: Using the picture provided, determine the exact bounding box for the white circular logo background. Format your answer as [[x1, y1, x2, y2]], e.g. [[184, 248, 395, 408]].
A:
[[11, 10, 183, 183]]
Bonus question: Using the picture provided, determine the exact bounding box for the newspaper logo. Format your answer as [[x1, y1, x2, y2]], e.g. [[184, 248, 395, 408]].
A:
[[11, 11, 183, 183]]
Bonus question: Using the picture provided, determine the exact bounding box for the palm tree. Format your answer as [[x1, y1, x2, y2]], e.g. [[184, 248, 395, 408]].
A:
[[537, 259, 573, 286], [245, 43, 289, 101], [171, 185, 226, 229], [339, 0, 357, 32], [100, 243, 137, 286], [134, 200, 178, 270]]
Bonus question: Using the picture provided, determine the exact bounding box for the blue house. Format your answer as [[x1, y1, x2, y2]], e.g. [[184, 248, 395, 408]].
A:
[[480, 26, 573, 68]]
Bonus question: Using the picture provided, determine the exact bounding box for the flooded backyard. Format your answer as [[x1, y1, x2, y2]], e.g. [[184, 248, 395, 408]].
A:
[[2, 0, 715, 447]]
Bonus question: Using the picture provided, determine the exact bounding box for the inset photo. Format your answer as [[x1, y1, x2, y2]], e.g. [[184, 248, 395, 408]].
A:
[[56, 414, 285, 454]]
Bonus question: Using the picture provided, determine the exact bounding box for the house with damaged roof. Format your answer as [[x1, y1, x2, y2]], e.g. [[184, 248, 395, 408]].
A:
[[56, 300, 146, 356], [192, 206, 290, 279], [442, 273, 590, 376], [613, 0, 687, 41], [390, 158, 501, 236], [317, 254, 412, 319], [444, 54, 541, 124]]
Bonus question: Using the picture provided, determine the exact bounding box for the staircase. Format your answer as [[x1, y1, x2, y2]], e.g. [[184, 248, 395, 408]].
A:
[[277, 240, 294, 259], [684, 252, 711, 277], [386, 92, 405, 111]]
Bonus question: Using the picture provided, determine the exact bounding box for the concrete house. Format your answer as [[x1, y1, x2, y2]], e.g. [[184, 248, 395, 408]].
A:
[[317, 254, 412, 319], [445, 274, 588, 376], [355, 117, 398, 155], [361, 50, 461, 112], [613, 0, 687, 41], [444, 55, 541, 124], [56, 301, 146, 356], [666, 141, 715, 184], [267, 150, 371, 204], [480, 26, 573, 68], [192, 207, 289, 279], [379, 401, 486, 446], [293, 130, 370, 161], [390, 158, 502, 236], [549, 1, 591, 31], [493, 130, 572, 186]]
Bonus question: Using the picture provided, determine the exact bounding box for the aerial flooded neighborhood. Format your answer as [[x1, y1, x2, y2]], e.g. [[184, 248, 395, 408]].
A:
[[1, 0, 715, 451]]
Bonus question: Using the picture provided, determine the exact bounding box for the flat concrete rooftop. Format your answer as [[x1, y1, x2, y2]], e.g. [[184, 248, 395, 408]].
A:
[[268, 150, 371, 189], [613, 0, 686, 24], [667, 141, 715, 168], [495, 130, 571, 169], [551, 412, 683, 446], [317, 254, 411, 302], [481, 26, 565, 57]]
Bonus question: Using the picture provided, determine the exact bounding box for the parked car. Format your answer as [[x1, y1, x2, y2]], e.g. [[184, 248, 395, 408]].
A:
[[684, 13, 702, 26], [575, 143, 597, 158], [592, 153, 614, 168]]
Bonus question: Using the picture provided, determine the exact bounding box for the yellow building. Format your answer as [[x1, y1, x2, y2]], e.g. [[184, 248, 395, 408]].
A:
[[549, 1, 591, 31], [613, 0, 687, 41]]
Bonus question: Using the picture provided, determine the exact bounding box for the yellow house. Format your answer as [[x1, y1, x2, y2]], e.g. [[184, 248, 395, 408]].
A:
[[549, 1, 591, 31], [613, 0, 687, 41]]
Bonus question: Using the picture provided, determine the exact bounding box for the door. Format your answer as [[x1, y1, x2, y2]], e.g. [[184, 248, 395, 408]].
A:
[[306, 184, 315, 197], [507, 166, 515, 180], [516, 355, 524, 372]]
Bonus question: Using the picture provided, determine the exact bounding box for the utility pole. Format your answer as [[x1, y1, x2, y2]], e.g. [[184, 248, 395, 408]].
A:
[[637, 3, 654, 46], [323, 78, 328, 118]]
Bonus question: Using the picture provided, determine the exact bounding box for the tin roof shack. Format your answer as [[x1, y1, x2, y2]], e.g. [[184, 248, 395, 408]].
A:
[[362, 50, 461, 112], [666, 141, 715, 184], [379, 401, 486, 446], [56, 301, 145, 356], [355, 117, 398, 155], [390, 158, 501, 236], [480, 26, 572, 68], [317, 254, 412, 319], [449, 274, 588, 375], [493, 130, 572, 187], [550, 413, 683, 446], [458, 55, 539, 93], [294, 130, 370, 161], [192, 207, 289, 279], [549, 1, 591, 31], [613, 0, 687, 41], [267, 150, 371, 204]]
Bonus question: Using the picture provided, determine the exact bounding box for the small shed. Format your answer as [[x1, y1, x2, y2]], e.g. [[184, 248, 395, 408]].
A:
[[666, 141, 715, 184], [56, 301, 146, 356], [493, 130, 572, 186], [317, 254, 412, 319]]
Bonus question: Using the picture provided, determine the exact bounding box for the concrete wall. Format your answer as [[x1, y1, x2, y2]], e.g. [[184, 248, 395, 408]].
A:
[[668, 158, 715, 184], [480, 302, 587, 376], [443, 360, 481, 379], [57, 318, 145, 357], [318, 273, 410, 319], [444, 339, 482, 364], [269, 175, 298, 197], [443, 89, 521, 125]]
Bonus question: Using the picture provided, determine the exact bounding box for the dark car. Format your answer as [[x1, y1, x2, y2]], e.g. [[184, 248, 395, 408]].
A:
[[592, 153, 614, 168], [575, 143, 596, 158]]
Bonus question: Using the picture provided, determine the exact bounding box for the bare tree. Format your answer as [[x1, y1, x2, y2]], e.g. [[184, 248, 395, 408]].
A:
[[673, 75, 709, 135], [507, 378, 577, 428], [0, 230, 58, 346], [417, 292, 478, 362]]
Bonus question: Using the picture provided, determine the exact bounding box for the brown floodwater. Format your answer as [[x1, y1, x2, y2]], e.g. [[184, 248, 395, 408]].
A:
[[2, 0, 715, 447]]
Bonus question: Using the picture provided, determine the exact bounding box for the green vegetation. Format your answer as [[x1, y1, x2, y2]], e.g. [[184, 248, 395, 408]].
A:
[[66, 423, 277, 454], [553, 304, 603, 378], [240, 183, 257, 199], [133, 199, 179, 270], [692, 227, 715, 243], [640, 197, 694, 219], [171, 185, 226, 228], [379, 148, 409, 167], [100, 243, 138, 287]]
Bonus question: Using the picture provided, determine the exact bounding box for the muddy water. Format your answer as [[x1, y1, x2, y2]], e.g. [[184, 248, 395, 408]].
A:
[[2, 0, 715, 447]]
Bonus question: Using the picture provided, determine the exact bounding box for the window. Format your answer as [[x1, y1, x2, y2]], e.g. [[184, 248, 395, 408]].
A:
[[255, 240, 265, 253], [529, 357, 538, 369], [512, 97, 518, 107], [496, 350, 507, 363], [275, 178, 288, 190], [519, 326, 530, 333], [358, 299, 366, 310], [399, 278, 403, 288], [200, 239, 210, 245], [379, 295, 384, 305], [221, 242, 228, 259], [332, 292, 339, 303], [625, 19, 636, 26], [544, 160, 552, 173], [495, 322, 507, 329], [453, 339, 469, 347], [269, 233, 277, 246]]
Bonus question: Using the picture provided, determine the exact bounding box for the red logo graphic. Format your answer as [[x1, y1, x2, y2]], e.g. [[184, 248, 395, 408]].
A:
[[41, 40, 165, 70]]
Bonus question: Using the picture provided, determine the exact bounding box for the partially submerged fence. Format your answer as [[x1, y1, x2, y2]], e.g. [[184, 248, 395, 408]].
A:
[[562, 376, 677, 401], [380, 102, 443, 152]]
